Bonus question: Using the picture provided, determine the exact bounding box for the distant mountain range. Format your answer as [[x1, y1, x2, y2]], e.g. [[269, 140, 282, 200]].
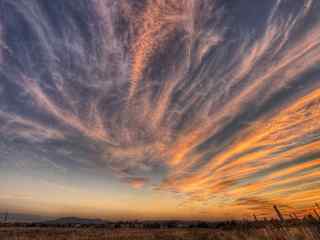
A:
[[42, 217, 107, 225], [0, 213, 106, 224], [0, 213, 52, 223]]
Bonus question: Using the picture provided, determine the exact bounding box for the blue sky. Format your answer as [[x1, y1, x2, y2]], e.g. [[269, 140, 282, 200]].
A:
[[0, 0, 320, 220]]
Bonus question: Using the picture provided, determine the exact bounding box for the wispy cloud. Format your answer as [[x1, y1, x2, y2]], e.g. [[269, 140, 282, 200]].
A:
[[0, 0, 319, 218]]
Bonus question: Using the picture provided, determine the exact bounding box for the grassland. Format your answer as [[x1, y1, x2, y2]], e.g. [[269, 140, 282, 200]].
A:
[[1, 226, 320, 240]]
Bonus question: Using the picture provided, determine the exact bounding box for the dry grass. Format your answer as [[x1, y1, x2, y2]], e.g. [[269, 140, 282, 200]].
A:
[[0, 227, 319, 240]]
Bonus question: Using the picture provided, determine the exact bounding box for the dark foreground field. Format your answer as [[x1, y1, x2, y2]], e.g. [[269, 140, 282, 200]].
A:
[[1, 227, 320, 240]]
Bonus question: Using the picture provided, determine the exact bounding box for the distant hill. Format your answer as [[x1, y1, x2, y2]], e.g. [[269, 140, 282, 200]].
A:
[[0, 213, 52, 223], [43, 217, 106, 225]]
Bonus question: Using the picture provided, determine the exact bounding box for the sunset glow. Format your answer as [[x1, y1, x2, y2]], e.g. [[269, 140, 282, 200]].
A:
[[0, 0, 320, 221]]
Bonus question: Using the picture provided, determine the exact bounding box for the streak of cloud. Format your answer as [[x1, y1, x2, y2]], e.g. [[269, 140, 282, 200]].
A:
[[0, 0, 320, 218]]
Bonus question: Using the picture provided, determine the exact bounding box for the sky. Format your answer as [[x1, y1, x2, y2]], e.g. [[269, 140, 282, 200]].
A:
[[0, 0, 320, 221]]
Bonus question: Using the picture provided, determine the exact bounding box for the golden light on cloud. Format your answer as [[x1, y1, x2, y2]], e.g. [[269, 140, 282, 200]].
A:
[[0, 0, 320, 220]]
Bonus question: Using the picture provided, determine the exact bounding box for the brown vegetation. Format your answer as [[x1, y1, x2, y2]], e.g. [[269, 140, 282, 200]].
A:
[[1, 205, 319, 239], [0, 226, 320, 240]]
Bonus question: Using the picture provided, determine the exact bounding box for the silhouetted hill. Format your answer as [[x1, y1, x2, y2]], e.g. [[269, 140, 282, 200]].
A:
[[0, 213, 52, 223], [43, 217, 106, 225]]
